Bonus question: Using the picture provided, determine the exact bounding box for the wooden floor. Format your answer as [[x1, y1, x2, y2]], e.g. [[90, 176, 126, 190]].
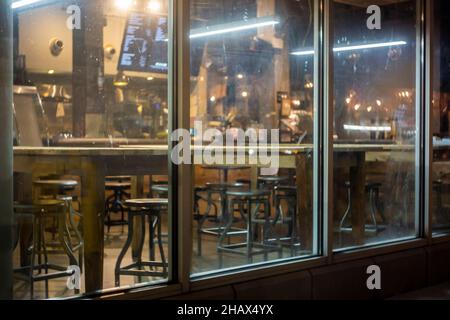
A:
[[13, 215, 450, 300], [12, 218, 304, 300]]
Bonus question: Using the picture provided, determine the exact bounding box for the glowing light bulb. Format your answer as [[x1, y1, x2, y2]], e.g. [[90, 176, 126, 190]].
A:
[[148, 1, 161, 12], [115, 0, 133, 10]]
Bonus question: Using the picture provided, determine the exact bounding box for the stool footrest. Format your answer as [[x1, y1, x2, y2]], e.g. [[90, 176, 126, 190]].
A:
[[218, 242, 282, 257], [118, 261, 168, 278]]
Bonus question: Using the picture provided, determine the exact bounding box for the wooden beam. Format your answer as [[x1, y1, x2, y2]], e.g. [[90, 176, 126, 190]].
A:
[[72, 0, 106, 137]]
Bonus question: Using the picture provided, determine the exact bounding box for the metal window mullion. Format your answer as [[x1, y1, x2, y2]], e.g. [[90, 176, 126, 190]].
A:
[[424, 0, 434, 241], [313, 0, 321, 257], [168, 0, 192, 291], [415, 0, 426, 239], [323, 0, 334, 260]]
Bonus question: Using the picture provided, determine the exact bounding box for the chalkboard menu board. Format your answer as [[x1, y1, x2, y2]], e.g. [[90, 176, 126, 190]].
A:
[[118, 12, 168, 73]]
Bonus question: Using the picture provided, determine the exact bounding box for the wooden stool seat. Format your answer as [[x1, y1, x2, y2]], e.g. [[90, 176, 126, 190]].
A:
[[258, 176, 289, 184], [151, 185, 169, 194], [274, 185, 297, 194], [105, 176, 132, 182], [34, 179, 78, 188], [125, 198, 168, 209], [105, 182, 132, 190], [205, 182, 246, 191], [226, 189, 271, 198]]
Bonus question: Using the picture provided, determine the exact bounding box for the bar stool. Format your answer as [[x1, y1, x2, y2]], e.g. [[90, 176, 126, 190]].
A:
[[34, 179, 83, 270], [151, 184, 169, 198], [258, 175, 290, 206], [197, 182, 247, 256], [14, 199, 80, 299], [219, 189, 282, 265], [115, 198, 168, 287], [105, 176, 132, 232], [339, 181, 385, 233], [258, 176, 290, 189], [150, 184, 169, 251], [273, 186, 299, 255]]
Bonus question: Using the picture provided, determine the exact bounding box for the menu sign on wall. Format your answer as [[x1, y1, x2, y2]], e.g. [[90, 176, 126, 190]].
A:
[[118, 12, 168, 73]]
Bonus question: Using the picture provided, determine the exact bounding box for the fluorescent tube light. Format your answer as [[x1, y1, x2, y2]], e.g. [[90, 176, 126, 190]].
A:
[[291, 40, 407, 56], [190, 16, 280, 39], [344, 124, 392, 132], [12, 0, 46, 9]]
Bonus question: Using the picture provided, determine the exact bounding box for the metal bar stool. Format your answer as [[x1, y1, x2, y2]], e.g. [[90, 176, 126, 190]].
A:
[[258, 175, 290, 203], [105, 176, 132, 233], [150, 184, 169, 260], [339, 181, 385, 234], [33, 179, 83, 271], [115, 198, 168, 287], [219, 189, 282, 265], [197, 182, 247, 256], [273, 186, 299, 255], [14, 199, 80, 299]]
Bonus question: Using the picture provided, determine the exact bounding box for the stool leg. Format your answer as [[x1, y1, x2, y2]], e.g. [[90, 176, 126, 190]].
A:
[[340, 187, 352, 231], [57, 212, 79, 297], [138, 214, 146, 266], [290, 198, 298, 256], [149, 216, 156, 262], [137, 214, 146, 283], [369, 189, 378, 233], [105, 194, 115, 233], [197, 191, 214, 257], [40, 217, 49, 299], [217, 199, 235, 269], [30, 215, 39, 300], [68, 202, 84, 273], [115, 212, 135, 287], [247, 199, 253, 264], [270, 198, 282, 260], [156, 214, 167, 275]]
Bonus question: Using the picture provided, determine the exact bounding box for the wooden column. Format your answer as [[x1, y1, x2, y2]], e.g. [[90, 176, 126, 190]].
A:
[[81, 157, 105, 292], [0, 0, 14, 300], [350, 152, 366, 245], [72, 0, 106, 137]]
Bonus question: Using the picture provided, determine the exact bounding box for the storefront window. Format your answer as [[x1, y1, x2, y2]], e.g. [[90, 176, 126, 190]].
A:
[[432, 0, 450, 236], [189, 0, 319, 276], [12, 0, 171, 299], [332, 0, 419, 250]]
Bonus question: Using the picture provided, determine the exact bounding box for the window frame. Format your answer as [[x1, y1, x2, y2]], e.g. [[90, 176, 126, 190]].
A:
[[108, 0, 440, 299], [2, 0, 444, 300]]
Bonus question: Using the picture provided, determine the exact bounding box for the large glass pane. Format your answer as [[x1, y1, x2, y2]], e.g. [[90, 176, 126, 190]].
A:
[[189, 0, 318, 276], [432, 0, 450, 236], [332, 0, 418, 250], [12, 0, 171, 299]]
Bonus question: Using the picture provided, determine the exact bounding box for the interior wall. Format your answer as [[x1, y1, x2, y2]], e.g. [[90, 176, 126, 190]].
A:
[[18, 2, 127, 76]]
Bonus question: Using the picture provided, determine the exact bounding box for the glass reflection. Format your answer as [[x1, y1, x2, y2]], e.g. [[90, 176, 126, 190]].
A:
[[332, 0, 418, 250], [432, 0, 450, 235], [190, 0, 317, 276], [12, 0, 170, 299]]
